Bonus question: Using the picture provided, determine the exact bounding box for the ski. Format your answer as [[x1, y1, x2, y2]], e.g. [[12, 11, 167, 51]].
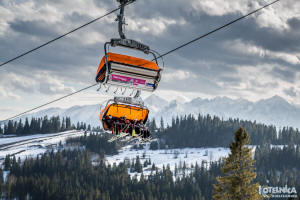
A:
[[108, 132, 130, 142]]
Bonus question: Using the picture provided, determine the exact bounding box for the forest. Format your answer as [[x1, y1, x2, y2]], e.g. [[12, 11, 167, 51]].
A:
[[1, 132, 300, 200], [0, 116, 90, 135], [156, 114, 300, 147], [66, 133, 119, 156]]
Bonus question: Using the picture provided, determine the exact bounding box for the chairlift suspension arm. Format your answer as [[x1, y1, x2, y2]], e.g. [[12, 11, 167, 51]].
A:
[[117, 1, 126, 39], [116, 0, 136, 39]]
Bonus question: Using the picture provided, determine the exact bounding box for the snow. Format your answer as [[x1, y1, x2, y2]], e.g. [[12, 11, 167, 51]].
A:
[[106, 144, 231, 177], [0, 130, 86, 164], [3, 171, 9, 183], [0, 131, 77, 146]]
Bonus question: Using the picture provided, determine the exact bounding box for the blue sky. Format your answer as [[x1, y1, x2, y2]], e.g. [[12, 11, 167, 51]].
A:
[[0, 0, 299, 119]]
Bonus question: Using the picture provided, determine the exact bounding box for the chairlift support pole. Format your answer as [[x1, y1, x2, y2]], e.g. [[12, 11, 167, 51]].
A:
[[116, 0, 136, 39]]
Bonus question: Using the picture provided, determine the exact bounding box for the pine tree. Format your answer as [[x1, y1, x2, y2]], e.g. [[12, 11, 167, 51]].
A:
[[213, 127, 262, 200], [29, 117, 36, 134], [61, 118, 66, 131], [13, 121, 17, 134], [16, 119, 24, 135], [23, 118, 30, 134], [149, 118, 157, 132], [66, 117, 71, 130], [6, 120, 14, 135], [4, 124, 8, 135], [135, 156, 143, 173], [4, 155, 11, 170], [160, 117, 164, 131]]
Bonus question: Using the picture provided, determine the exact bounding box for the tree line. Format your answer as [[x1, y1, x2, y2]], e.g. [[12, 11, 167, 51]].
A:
[[0, 116, 91, 135], [255, 144, 300, 190], [155, 114, 300, 147], [66, 133, 119, 156]]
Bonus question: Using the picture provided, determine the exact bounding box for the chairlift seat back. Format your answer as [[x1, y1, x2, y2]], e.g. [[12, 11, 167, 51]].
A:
[[96, 52, 161, 91], [100, 103, 149, 131]]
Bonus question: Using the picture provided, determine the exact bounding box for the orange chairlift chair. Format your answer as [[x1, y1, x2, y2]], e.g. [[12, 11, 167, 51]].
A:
[[95, 1, 163, 97], [100, 97, 149, 133]]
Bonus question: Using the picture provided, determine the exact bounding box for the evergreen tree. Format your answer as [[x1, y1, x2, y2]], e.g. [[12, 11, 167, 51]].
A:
[[213, 127, 262, 200], [4, 124, 8, 135], [0, 167, 2, 195], [41, 116, 50, 133], [16, 119, 24, 135], [37, 118, 41, 132], [135, 156, 143, 173], [23, 118, 30, 134], [6, 120, 14, 135], [13, 121, 17, 134], [29, 118, 36, 134], [160, 117, 164, 130], [61, 118, 66, 131], [66, 117, 71, 130], [4, 155, 11, 170], [149, 118, 157, 132]]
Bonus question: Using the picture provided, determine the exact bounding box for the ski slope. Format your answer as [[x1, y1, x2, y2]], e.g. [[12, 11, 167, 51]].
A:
[[0, 130, 86, 163], [106, 144, 231, 177]]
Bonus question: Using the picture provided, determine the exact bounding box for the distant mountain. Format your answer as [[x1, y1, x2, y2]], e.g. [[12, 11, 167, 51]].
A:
[[144, 94, 168, 113], [16, 104, 102, 128], [147, 95, 300, 130], [15, 95, 300, 130]]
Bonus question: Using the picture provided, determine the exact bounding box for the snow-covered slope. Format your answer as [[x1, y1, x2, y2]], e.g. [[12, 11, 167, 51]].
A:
[[106, 144, 231, 178], [13, 95, 300, 129], [0, 130, 86, 163]]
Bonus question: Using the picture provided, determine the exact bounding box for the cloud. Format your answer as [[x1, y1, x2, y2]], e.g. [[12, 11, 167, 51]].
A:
[[284, 87, 297, 97], [288, 17, 300, 30], [9, 19, 59, 38], [225, 39, 300, 65], [127, 17, 185, 36], [0, 71, 75, 98], [271, 66, 296, 83], [163, 69, 197, 82], [0, 86, 21, 100], [190, 0, 251, 16], [1, 0, 300, 109], [36, 74, 75, 95]]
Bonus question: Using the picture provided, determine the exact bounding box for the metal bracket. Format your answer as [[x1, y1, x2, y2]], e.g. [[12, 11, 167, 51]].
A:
[[110, 38, 150, 54], [114, 96, 144, 106], [97, 83, 102, 91], [134, 90, 141, 98]]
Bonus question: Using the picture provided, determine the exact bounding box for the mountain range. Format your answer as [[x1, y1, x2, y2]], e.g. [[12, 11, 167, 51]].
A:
[[15, 94, 300, 130]]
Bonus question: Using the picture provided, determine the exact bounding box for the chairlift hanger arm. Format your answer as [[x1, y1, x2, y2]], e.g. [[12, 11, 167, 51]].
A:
[[116, 0, 136, 39], [113, 0, 151, 54]]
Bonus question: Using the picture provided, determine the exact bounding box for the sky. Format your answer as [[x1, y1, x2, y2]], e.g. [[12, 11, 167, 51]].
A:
[[0, 0, 299, 119]]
